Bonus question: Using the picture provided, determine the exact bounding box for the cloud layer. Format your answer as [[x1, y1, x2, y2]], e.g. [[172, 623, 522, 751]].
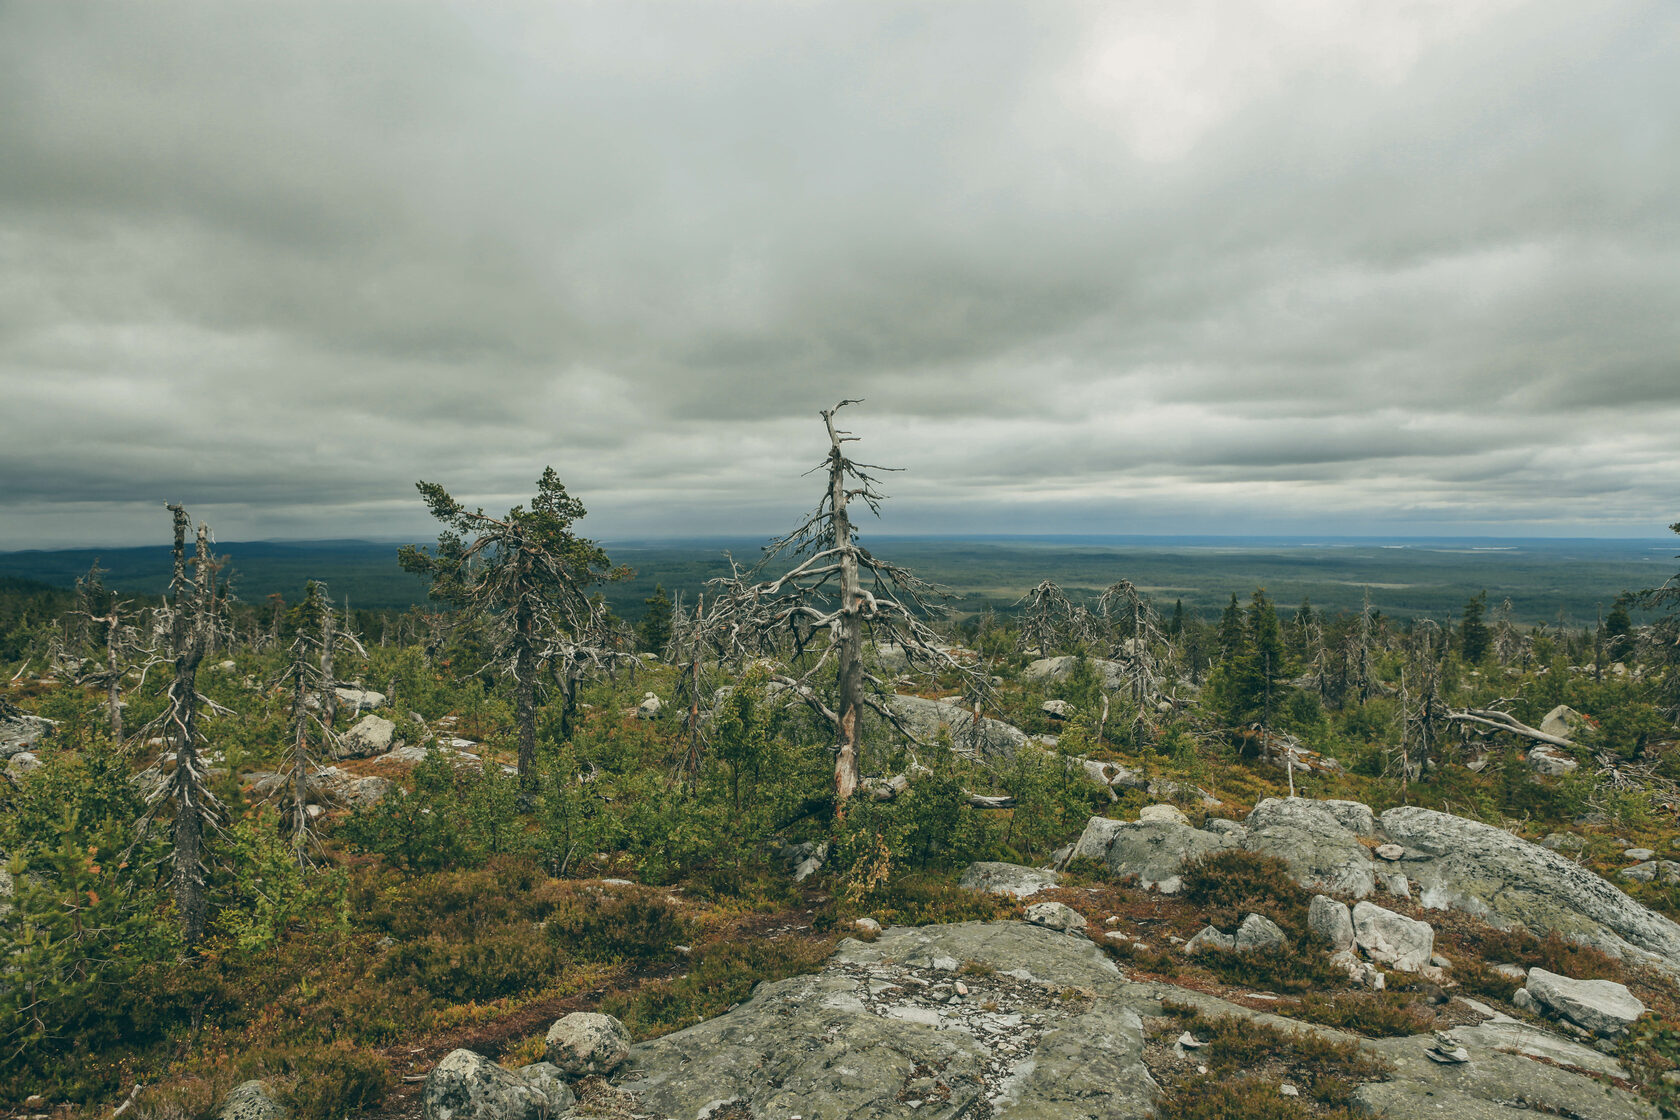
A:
[[2, 1, 1677, 546]]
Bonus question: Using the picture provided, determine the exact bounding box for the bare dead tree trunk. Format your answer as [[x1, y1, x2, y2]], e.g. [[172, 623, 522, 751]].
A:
[[320, 604, 338, 729], [288, 649, 314, 867], [164, 506, 216, 947], [686, 595, 705, 789], [828, 408, 865, 803], [515, 602, 539, 788]]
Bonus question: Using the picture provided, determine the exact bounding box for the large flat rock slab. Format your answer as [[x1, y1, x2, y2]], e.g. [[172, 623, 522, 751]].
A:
[[615, 922, 1151, 1120], [1379, 806, 1680, 970]]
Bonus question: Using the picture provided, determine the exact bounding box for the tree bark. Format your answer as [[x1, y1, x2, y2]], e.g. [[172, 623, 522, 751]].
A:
[[829, 415, 864, 803]]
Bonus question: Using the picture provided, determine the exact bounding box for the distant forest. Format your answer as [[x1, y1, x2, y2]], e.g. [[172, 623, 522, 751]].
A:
[[0, 534, 1671, 628]]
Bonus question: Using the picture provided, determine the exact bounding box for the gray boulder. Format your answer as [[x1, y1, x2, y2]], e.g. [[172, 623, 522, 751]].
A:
[[1040, 699, 1070, 719], [1309, 895, 1355, 952], [1100, 819, 1232, 894], [1525, 968, 1646, 1037], [0, 706, 51, 759], [333, 687, 386, 713], [959, 861, 1059, 898], [312, 767, 394, 809], [1022, 655, 1126, 691], [1379, 805, 1680, 971], [1235, 913, 1286, 952], [217, 1080, 286, 1120], [1620, 860, 1680, 884], [887, 694, 1028, 760], [635, 693, 662, 719], [1352, 901, 1433, 972], [1023, 900, 1087, 933], [336, 714, 396, 759], [1137, 803, 1189, 826], [7, 751, 42, 778], [1539, 704, 1587, 740], [545, 1012, 630, 1076], [422, 1049, 573, 1120], [1527, 745, 1579, 775], [1242, 798, 1376, 898], [1070, 816, 1127, 863], [1185, 926, 1236, 954]]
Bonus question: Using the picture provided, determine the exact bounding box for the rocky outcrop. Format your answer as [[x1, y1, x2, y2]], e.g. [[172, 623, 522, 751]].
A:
[[1087, 817, 1233, 893], [959, 861, 1059, 898], [604, 921, 1657, 1120], [614, 922, 1157, 1120], [1241, 798, 1377, 898], [1524, 968, 1646, 1037], [1022, 655, 1127, 691], [421, 1049, 573, 1120], [887, 694, 1028, 760], [0, 705, 51, 759], [1379, 806, 1680, 970]]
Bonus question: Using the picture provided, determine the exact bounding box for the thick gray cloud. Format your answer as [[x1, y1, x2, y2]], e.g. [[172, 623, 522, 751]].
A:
[[2, 0, 1678, 547]]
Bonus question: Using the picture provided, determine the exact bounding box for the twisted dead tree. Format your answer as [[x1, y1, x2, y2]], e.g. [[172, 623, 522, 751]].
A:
[[132, 504, 232, 946], [1098, 579, 1172, 745], [274, 582, 340, 868], [399, 469, 625, 788], [71, 560, 146, 744], [1015, 580, 1080, 659], [703, 400, 987, 803]]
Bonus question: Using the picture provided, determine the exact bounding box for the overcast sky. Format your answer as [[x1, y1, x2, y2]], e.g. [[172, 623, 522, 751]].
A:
[[2, 1, 1678, 549]]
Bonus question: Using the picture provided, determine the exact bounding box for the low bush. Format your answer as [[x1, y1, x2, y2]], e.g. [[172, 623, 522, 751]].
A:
[[1292, 991, 1434, 1037]]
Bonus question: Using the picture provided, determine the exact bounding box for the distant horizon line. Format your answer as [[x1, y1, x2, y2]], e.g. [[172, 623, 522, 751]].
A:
[[3, 530, 1676, 556]]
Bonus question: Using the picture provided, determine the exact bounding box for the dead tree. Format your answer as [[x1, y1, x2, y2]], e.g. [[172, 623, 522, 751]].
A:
[[1099, 579, 1171, 745], [703, 400, 987, 803], [275, 582, 339, 868], [72, 560, 144, 744], [149, 504, 228, 946], [1399, 621, 1449, 783], [1015, 580, 1079, 658], [400, 469, 623, 787]]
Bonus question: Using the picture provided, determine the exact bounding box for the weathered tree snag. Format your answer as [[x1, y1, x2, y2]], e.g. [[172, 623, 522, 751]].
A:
[[163, 505, 219, 947], [704, 401, 988, 804]]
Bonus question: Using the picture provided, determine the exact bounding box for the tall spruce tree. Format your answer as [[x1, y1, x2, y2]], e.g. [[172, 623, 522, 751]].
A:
[[1460, 590, 1490, 664]]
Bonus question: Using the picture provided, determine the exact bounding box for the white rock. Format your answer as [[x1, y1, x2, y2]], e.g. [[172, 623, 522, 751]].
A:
[[636, 693, 662, 719], [1527, 745, 1578, 775], [1375, 843, 1405, 861], [1352, 900, 1433, 972], [1623, 848, 1655, 861], [1040, 699, 1070, 719], [854, 917, 881, 935]]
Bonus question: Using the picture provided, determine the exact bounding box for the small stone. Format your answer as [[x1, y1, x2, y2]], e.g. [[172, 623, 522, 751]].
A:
[[931, 955, 959, 972], [1279, 1084, 1299, 1097], [1512, 987, 1537, 1010], [1426, 1046, 1471, 1063], [1624, 848, 1655, 861], [1184, 926, 1236, 954], [1177, 1031, 1206, 1049], [1375, 843, 1405, 860], [1430, 954, 1451, 968], [854, 917, 881, 934], [954, 981, 968, 997], [1491, 962, 1526, 980]]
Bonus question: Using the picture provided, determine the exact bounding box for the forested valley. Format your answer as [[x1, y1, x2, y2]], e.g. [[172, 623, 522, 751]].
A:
[[5, 410, 1680, 1120]]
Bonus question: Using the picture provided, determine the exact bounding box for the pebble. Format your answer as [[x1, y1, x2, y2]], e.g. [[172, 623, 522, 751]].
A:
[[1279, 1084, 1298, 1097], [1177, 1031, 1205, 1049], [955, 981, 969, 997]]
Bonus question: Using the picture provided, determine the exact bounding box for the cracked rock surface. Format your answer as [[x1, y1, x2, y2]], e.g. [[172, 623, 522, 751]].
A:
[[607, 921, 1658, 1120]]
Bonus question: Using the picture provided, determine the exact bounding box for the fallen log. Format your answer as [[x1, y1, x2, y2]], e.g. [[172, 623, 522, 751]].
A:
[[1446, 707, 1574, 749]]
